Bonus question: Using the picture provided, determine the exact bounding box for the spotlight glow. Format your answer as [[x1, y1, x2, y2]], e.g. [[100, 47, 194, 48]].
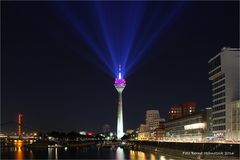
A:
[[57, 2, 186, 78]]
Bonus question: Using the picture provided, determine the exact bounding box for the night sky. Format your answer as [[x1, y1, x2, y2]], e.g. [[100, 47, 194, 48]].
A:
[[2, 2, 239, 133]]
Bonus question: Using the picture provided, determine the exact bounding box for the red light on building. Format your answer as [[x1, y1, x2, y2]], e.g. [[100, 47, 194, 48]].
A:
[[182, 101, 196, 116], [87, 132, 93, 136]]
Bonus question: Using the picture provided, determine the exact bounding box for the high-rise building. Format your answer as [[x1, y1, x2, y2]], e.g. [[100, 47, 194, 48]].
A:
[[114, 64, 126, 139], [169, 101, 196, 120], [146, 110, 165, 131], [208, 47, 240, 140]]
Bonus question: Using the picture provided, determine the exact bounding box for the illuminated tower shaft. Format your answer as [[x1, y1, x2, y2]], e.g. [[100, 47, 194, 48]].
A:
[[117, 91, 123, 139], [114, 65, 126, 139]]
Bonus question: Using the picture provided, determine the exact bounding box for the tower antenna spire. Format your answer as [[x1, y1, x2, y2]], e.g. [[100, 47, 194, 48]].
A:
[[118, 64, 122, 79]]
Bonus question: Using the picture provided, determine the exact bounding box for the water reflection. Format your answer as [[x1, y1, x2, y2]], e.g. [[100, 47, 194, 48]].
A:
[[48, 147, 58, 159], [116, 147, 125, 160], [55, 148, 58, 159], [160, 155, 167, 160], [150, 153, 156, 160], [48, 148, 52, 159], [137, 151, 146, 160], [16, 147, 23, 160], [29, 150, 34, 160], [5, 145, 176, 160], [129, 150, 175, 160], [130, 150, 137, 159], [14, 140, 23, 160], [130, 150, 146, 160]]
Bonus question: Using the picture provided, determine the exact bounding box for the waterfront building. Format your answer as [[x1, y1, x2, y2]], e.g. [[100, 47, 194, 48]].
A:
[[146, 110, 165, 131], [205, 107, 213, 137], [165, 109, 211, 142], [229, 100, 240, 141], [155, 121, 166, 140], [137, 131, 150, 141], [168, 101, 196, 120], [208, 47, 240, 141], [138, 110, 165, 140], [138, 124, 150, 140], [129, 131, 138, 140]]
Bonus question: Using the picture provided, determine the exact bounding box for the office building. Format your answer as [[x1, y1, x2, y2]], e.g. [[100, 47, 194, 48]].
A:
[[146, 110, 165, 130], [165, 109, 211, 142], [229, 100, 240, 141], [138, 124, 150, 140], [155, 121, 165, 140], [208, 47, 240, 140], [138, 110, 165, 140]]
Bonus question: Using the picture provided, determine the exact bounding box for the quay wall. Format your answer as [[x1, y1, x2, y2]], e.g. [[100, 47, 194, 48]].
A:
[[130, 141, 239, 158]]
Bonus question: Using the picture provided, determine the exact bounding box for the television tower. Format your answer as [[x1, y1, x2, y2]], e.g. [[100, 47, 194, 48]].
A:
[[114, 64, 126, 139]]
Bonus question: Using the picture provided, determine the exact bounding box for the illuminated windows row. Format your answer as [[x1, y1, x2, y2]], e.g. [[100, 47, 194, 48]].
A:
[[212, 104, 225, 112], [213, 92, 225, 100], [213, 86, 225, 94], [209, 67, 221, 77], [213, 125, 225, 131], [213, 98, 225, 105], [212, 74, 225, 83], [213, 111, 225, 118], [213, 118, 225, 124], [209, 55, 221, 72], [212, 79, 225, 89]]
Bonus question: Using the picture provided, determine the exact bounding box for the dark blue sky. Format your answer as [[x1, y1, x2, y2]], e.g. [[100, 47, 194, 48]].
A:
[[2, 1, 239, 133]]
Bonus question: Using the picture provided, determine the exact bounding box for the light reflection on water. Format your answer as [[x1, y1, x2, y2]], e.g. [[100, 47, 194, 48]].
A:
[[150, 153, 156, 160], [3, 145, 177, 160], [16, 147, 23, 160], [129, 150, 174, 160], [116, 147, 125, 160], [55, 148, 58, 159], [129, 150, 137, 159], [48, 147, 58, 159], [14, 140, 34, 160], [160, 155, 167, 160], [129, 150, 146, 160], [15, 140, 23, 160]]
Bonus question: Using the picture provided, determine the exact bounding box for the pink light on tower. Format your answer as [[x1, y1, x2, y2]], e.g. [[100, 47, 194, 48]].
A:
[[114, 64, 126, 85]]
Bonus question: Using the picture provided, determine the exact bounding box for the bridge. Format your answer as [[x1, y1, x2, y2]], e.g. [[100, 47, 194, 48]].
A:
[[1, 113, 38, 148]]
